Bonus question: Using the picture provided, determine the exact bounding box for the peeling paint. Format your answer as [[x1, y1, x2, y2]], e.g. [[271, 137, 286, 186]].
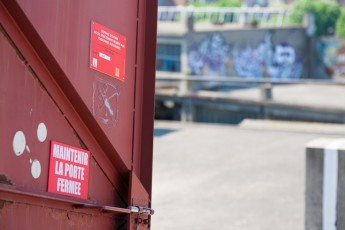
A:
[[0, 174, 12, 185], [0, 200, 5, 209]]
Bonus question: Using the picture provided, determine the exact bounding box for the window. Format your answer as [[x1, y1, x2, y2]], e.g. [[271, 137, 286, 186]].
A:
[[156, 44, 181, 72]]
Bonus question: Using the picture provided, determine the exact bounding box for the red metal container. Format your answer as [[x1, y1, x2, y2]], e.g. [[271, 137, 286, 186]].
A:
[[0, 0, 157, 229]]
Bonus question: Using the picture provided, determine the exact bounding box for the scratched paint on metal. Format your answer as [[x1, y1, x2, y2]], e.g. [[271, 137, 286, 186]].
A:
[[92, 77, 120, 127]]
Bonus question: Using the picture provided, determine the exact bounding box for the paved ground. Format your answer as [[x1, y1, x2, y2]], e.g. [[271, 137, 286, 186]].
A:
[[151, 120, 345, 230]]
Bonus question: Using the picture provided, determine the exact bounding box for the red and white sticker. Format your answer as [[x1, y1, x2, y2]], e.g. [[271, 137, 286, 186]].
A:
[[48, 141, 90, 199], [90, 21, 127, 81]]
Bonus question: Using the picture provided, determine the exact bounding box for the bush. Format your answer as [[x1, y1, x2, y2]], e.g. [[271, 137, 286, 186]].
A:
[[214, 0, 241, 7], [336, 9, 345, 38], [288, 0, 313, 25], [312, 1, 341, 36], [289, 0, 341, 37]]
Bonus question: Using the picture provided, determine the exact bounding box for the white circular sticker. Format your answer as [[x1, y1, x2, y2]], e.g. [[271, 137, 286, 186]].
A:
[[13, 131, 26, 156], [31, 160, 41, 179], [37, 123, 47, 142]]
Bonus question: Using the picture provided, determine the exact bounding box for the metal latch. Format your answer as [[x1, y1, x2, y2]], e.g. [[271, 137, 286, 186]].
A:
[[74, 204, 154, 216], [74, 204, 154, 229], [129, 206, 155, 216], [130, 206, 154, 229]]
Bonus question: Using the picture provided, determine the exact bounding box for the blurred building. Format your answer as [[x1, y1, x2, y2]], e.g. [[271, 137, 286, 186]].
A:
[[159, 0, 189, 6], [158, 0, 298, 7], [245, 0, 269, 7], [158, 0, 175, 6], [156, 2, 345, 79], [159, 0, 345, 7], [156, 6, 309, 79]]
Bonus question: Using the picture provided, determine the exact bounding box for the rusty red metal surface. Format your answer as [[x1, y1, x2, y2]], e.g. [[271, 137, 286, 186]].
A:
[[0, 0, 157, 229]]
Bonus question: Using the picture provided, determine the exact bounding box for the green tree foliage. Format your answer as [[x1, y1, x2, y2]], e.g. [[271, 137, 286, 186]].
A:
[[214, 0, 241, 7], [312, 1, 341, 36], [189, 0, 241, 7], [336, 9, 345, 38], [289, 0, 341, 37], [289, 0, 312, 25]]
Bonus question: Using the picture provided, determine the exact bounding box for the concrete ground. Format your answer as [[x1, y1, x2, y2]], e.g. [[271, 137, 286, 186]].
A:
[[151, 120, 345, 230]]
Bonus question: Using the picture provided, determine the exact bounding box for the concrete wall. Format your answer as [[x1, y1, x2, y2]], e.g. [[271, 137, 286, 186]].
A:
[[186, 27, 309, 79], [157, 20, 343, 79], [317, 38, 345, 79]]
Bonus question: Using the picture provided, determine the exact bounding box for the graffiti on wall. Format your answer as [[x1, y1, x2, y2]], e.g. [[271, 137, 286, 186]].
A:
[[338, 47, 345, 76], [188, 32, 302, 79], [319, 39, 345, 77], [188, 33, 230, 76]]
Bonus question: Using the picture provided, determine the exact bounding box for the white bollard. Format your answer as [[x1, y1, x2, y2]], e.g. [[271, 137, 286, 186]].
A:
[[306, 138, 345, 230]]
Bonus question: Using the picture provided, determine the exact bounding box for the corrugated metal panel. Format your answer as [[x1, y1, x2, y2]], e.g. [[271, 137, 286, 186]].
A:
[[0, 0, 157, 229]]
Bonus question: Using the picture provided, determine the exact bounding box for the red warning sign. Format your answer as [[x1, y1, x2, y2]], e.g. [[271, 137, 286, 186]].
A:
[[48, 141, 90, 199], [90, 21, 127, 81]]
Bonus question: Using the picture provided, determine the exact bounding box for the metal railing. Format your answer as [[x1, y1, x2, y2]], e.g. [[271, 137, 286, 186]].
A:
[[158, 6, 290, 27], [155, 73, 345, 123], [156, 74, 345, 85], [155, 73, 345, 101]]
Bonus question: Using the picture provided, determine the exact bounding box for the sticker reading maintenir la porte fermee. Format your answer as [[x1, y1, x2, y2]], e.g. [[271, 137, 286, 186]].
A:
[[48, 141, 90, 199]]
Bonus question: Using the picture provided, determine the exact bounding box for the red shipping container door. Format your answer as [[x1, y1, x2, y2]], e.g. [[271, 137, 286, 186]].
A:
[[0, 0, 157, 229]]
